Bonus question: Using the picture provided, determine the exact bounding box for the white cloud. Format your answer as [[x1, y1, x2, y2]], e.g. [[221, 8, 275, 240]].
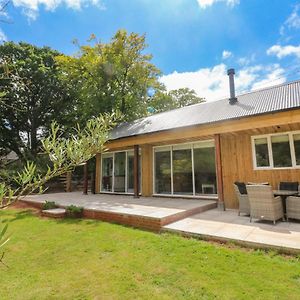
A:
[[222, 50, 232, 59], [237, 54, 256, 66], [0, 29, 7, 42], [160, 63, 286, 101], [285, 4, 300, 29], [197, 0, 239, 9], [251, 64, 285, 90], [280, 4, 300, 36], [267, 44, 300, 59], [12, 0, 104, 20]]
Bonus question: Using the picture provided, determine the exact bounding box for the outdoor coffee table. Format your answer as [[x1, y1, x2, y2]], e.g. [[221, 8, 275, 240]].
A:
[[273, 190, 299, 214]]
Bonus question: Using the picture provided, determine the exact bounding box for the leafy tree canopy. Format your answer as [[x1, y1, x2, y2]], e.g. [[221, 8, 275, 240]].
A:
[[148, 87, 205, 114], [56, 30, 162, 123], [0, 42, 76, 161]]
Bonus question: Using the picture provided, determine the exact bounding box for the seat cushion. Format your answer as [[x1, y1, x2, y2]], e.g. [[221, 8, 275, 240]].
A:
[[234, 182, 247, 195], [247, 182, 269, 185], [279, 182, 299, 191]]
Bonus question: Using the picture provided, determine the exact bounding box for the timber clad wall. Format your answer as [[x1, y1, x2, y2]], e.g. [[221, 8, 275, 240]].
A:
[[221, 124, 300, 208], [141, 145, 153, 196], [96, 110, 300, 210]]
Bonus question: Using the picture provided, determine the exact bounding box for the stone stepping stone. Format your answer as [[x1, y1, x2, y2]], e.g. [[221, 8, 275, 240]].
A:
[[41, 208, 66, 218]]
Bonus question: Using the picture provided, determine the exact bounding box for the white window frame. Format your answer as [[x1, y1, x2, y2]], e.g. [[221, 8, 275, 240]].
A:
[[251, 130, 300, 170], [100, 149, 142, 195], [152, 140, 218, 199]]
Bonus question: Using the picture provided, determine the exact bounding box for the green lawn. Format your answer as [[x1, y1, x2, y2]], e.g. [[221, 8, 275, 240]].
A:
[[1, 209, 300, 300]]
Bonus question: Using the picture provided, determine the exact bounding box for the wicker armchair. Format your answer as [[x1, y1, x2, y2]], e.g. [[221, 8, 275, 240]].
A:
[[286, 196, 300, 221], [246, 185, 284, 224], [233, 184, 250, 216]]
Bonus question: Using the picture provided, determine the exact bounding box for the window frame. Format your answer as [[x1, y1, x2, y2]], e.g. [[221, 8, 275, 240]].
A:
[[100, 149, 142, 195], [251, 130, 300, 170], [152, 140, 217, 198]]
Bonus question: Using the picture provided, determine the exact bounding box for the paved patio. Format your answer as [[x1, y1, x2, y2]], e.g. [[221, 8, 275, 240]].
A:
[[163, 208, 300, 253], [23, 192, 217, 230]]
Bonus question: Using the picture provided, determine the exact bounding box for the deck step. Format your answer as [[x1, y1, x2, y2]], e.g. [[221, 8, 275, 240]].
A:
[[41, 208, 66, 218]]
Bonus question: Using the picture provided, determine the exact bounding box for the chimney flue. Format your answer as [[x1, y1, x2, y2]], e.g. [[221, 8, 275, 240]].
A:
[[227, 68, 237, 104]]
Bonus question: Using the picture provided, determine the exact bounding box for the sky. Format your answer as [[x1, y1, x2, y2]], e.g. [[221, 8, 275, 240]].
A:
[[2, 0, 300, 101]]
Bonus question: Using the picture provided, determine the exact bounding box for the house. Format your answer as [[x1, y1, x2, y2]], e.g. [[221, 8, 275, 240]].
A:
[[95, 69, 300, 209]]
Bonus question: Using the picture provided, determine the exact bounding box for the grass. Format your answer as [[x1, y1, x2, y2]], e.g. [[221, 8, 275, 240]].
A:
[[0, 208, 300, 300]]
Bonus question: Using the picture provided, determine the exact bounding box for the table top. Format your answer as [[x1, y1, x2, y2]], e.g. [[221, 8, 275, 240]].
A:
[[273, 190, 299, 196]]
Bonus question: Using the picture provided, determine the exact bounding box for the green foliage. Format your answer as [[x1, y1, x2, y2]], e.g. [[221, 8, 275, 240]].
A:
[[42, 201, 57, 210], [56, 30, 161, 123], [148, 87, 205, 114], [65, 205, 83, 218], [0, 111, 120, 208], [0, 221, 10, 266], [0, 42, 76, 161]]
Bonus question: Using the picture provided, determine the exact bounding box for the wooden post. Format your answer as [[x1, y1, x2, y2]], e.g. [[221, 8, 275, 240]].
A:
[[141, 145, 153, 196], [95, 153, 101, 193], [214, 134, 225, 210], [83, 161, 88, 195], [133, 145, 140, 198]]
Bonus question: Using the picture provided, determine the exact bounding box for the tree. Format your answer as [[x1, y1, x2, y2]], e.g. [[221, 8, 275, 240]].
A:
[[0, 42, 76, 161], [148, 87, 205, 113], [0, 111, 120, 208], [56, 30, 161, 123]]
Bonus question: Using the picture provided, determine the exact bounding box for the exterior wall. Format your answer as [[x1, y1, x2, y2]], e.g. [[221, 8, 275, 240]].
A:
[[96, 110, 300, 209], [221, 124, 300, 208]]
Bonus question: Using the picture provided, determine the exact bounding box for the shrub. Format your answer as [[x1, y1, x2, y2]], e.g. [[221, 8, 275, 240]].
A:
[[65, 205, 83, 218], [42, 201, 57, 210]]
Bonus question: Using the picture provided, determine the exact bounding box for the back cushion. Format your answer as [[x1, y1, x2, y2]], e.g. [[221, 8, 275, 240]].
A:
[[279, 182, 299, 191], [234, 182, 247, 195]]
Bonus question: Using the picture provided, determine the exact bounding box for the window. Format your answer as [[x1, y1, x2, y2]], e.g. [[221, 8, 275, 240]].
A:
[[101, 150, 141, 194], [271, 135, 292, 168], [154, 141, 217, 196], [193, 141, 217, 195], [293, 134, 300, 166], [252, 131, 300, 169], [173, 145, 193, 195], [154, 147, 171, 194], [101, 153, 113, 192], [254, 138, 270, 167]]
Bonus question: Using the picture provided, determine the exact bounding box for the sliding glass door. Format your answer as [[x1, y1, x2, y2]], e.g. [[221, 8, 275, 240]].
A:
[[101, 150, 141, 194], [193, 141, 216, 195], [172, 145, 193, 195], [154, 147, 171, 194], [114, 152, 126, 193], [101, 153, 113, 192], [154, 141, 217, 196]]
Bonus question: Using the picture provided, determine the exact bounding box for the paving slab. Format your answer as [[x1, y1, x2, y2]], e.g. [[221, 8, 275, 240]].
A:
[[163, 208, 300, 253], [22, 192, 217, 230]]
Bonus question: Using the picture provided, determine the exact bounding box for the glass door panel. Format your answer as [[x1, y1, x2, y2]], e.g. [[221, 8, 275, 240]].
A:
[[193, 142, 217, 195], [114, 152, 126, 192], [172, 146, 193, 195], [101, 154, 113, 192], [127, 151, 134, 193], [155, 148, 171, 194]]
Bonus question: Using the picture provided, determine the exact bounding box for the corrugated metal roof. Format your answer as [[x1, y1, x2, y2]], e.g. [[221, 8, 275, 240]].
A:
[[110, 80, 300, 140]]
